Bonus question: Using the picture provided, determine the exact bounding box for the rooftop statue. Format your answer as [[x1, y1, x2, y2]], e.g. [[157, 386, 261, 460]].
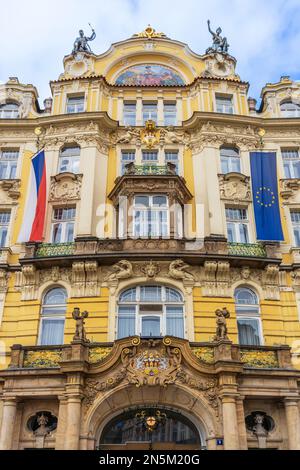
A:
[[206, 20, 229, 55], [72, 24, 96, 55]]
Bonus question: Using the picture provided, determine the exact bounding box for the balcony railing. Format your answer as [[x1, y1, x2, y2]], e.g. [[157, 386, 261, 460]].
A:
[[228, 242, 267, 258], [124, 162, 176, 176], [36, 242, 75, 258]]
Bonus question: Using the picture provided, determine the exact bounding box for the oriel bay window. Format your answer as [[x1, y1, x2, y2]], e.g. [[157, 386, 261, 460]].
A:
[[51, 207, 76, 243], [133, 195, 169, 238], [235, 287, 262, 346], [39, 287, 67, 345], [0, 149, 19, 179], [117, 285, 184, 339], [58, 146, 80, 174], [226, 207, 249, 243]]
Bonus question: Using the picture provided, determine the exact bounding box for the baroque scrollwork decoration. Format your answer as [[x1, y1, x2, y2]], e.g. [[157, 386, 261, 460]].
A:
[[140, 260, 160, 278], [49, 173, 82, 202], [218, 173, 251, 203]]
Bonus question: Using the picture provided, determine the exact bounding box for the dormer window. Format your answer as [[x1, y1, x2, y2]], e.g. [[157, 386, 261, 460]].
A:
[[280, 101, 300, 118], [0, 103, 19, 119], [66, 96, 84, 114], [216, 95, 234, 114]]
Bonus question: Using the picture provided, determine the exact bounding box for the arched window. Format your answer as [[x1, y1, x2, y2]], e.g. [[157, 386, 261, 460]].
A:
[[117, 285, 184, 339], [220, 147, 241, 174], [39, 287, 67, 345], [0, 103, 19, 119], [280, 101, 300, 118], [234, 287, 262, 346], [58, 146, 80, 174]]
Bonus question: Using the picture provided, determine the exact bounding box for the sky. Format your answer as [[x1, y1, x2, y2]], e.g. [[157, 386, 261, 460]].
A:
[[1, 0, 300, 105]]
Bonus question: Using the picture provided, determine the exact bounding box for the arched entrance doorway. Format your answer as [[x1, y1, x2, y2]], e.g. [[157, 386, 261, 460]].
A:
[[98, 406, 203, 450]]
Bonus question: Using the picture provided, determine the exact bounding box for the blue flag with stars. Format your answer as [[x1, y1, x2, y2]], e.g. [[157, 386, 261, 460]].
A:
[[250, 151, 284, 241]]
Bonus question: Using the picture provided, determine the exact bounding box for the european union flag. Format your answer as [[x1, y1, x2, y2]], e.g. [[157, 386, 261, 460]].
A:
[[250, 151, 284, 241]]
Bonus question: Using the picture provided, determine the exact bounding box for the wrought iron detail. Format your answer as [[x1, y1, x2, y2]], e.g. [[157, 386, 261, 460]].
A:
[[36, 243, 75, 258], [228, 242, 267, 258]]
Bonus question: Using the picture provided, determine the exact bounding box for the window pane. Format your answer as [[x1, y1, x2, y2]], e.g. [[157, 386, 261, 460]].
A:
[[166, 306, 184, 337], [66, 96, 84, 113], [164, 103, 176, 125], [44, 288, 67, 305], [119, 288, 137, 302], [143, 103, 157, 124], [123, 103, 136, 126], [142, 151, 158, 162], [237, 318, 260, 345], [141, 316, 160, 336], [216, 96, 233, 114], [66, 222, 74, 242], [52, 223, 62, 243], [118, 306, 136, 339], [235, 288, 258, 305], [121, 151, 135, 174], [165, 287, 183, 302], [40, 319, 65, 345], [0, 227, 7, 247], [140, 286, 162, 302], [152, 196, 167, 207]]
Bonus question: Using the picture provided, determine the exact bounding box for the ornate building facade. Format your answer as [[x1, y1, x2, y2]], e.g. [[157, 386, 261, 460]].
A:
[[0, 25, 300, 450]]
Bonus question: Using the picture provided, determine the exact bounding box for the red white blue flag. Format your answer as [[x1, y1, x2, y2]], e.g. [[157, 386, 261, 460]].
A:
[[18, 149, 47, 242]]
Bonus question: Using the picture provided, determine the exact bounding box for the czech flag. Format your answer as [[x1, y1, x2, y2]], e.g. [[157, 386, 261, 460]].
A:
[[18, 149, 47, 243]]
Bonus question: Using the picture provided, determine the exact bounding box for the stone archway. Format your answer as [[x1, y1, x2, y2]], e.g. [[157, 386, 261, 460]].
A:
[[80, 382, 220, 450]]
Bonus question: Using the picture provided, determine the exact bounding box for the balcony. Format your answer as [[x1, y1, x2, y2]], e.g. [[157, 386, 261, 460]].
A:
[[35, 242, 75, 258], [124, 162, 177, 176], [228, 242, 267, 258]]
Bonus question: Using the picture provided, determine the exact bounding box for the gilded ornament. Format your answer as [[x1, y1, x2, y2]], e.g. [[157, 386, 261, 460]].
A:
[[192, 347, 215, 364], [89, 347, 112, 364], [133, 25, 167, 39], [240, 350, 279, 368], [23, 350, 62, 368]]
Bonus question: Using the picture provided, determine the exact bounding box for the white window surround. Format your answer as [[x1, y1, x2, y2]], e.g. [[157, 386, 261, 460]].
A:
[[123, 102, 137, 126], [0, 210, 11, 248], [220, 147, 241, 174], [117, 285, 185, 339], [291, 210, 300, 247], [215, 94, 234, 114], [66, 95, 85, 114], [280, 101, 300, 118], [0, 103, 19, 119]]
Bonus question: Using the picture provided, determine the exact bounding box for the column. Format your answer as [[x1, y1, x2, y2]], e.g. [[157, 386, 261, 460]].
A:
[[136, 92, 143, 126], [55, 396, 68, 450], [157, 94, 164, 126], [236, 396, 248, 450], [64, 395, 82, 450], [0, 399, 17, 450], [222, 396, 240, 450], [284, 399, 300, 450]]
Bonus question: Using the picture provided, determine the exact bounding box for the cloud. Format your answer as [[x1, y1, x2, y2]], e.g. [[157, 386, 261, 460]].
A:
[[0, 0, 300, 103]]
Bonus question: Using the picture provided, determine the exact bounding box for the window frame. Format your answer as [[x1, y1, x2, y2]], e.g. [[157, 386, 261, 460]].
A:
[[215, 94, 234, 114], [290, 209, 300, 247], [142, 102, 158, 125], [58, 146, 81, 174], [123, 102, 136, 126], [165, 149, 179, 174], [0, 149, 19, 179], [66, 95, 85, 114], [0, 102, 19, 119], [220, 147, 241, 174], [38, 287, 67, 346], [280, 101, 300, 118], [50, 206, 76, 243], [0, 210, 11, 247], [117, 285, 185, 339], [234, 287, 263, 346], [133, 194, 170, 238], [226, 207, 250, 243], [281, 148, 300, 179], [163, 102, 177, 126], [121, 150, 136, 175]]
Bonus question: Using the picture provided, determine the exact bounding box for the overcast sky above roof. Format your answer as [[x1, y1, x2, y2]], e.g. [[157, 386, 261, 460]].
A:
[[1, 0, 299, 106]]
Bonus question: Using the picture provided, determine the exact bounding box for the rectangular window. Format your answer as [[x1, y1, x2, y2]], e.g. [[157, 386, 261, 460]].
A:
[[143, 103, 157, 124], [0, 211, 10, 247], [165, 150, 179, 174], [117, 306, 136, 339], [58, 147, 80, 174], [237, 318, 261, 346], [51, 207, 76, 243], [134, 195, 169, 238], [282, 149, 300, 179], [291, 210, 300, 246], [0, 150, 19, 179], [166, 306, 184, 338], [226, 207, 249, 243], [66, 96, 84, 114], [123, 103, 136, 126], [220, 147, 241, 174], [142, 151, 158, 163], [216, 95, 234, 114], [40, 318, 65, 346], [164, 102, 177, 125], [121, 150, 135, 175]]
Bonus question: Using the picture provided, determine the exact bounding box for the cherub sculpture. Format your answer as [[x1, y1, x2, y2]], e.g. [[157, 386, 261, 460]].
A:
[[72, 307, 89, 342], [214, 307, 230, 341]]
